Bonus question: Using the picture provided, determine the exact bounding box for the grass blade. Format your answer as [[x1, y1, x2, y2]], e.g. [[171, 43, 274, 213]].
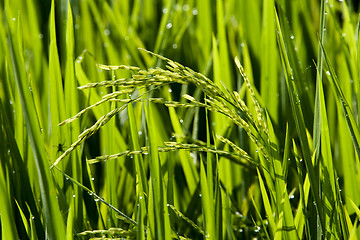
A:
[[275, 7, 325, 235], [0, 110, 18, 239], [200, 158, 216, 239], [321, 42, 360, 166], [5, 0, 66, 237]]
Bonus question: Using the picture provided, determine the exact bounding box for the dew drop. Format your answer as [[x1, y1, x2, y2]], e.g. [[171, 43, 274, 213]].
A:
[[166, 22, 173, 29], [38, 33, 43, 39], [199, 194, 202, 198], [138, 130, 143, 135], [95, 198, 100, 202], [183, 4, 189, 11], [290, 35, 295, 40], [192, 8, 198, 15], [12, 17, 16, 21], [179, 119, 183, 124], [78, 56, 83, 60], [91, 177, 95, 181], [172, 43, 177, 49], [326, 71, 331, 76], [31, 216, 35, 220], [162, 8, 168, 14], [289, 195, 295, 199], [104, 29, 110, 36], [66, 177, 69, 180], [72, 194, 76, 198], [168, 88, 173, 93]]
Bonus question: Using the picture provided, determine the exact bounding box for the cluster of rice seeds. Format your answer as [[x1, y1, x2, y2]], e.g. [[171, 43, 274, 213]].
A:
[[87, 149, 147, 164], [77, 228, 136, 239], [163, 55, 271, 161], [87, 140, 252, 168], [216, 134, 250, 160], [142, 51, 271, 161], [163, 141, 253, 167], [142, 49, 224, 98], [149, 97, 198, 108], [182, 93, 249, 134], [235, 57, 268, 135], [55, 50, 271, 168], [183, 87, 270, 161], [52, 102, 131, 168], [216, 134, 264, 170], [167, 204, 205, 236]]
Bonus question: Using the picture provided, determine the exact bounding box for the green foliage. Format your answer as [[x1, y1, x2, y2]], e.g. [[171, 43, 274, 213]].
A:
[[1, 0, 360, 239]]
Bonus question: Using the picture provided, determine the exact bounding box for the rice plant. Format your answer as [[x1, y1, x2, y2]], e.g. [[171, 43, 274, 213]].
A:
[[1, 0, 360, 239]]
